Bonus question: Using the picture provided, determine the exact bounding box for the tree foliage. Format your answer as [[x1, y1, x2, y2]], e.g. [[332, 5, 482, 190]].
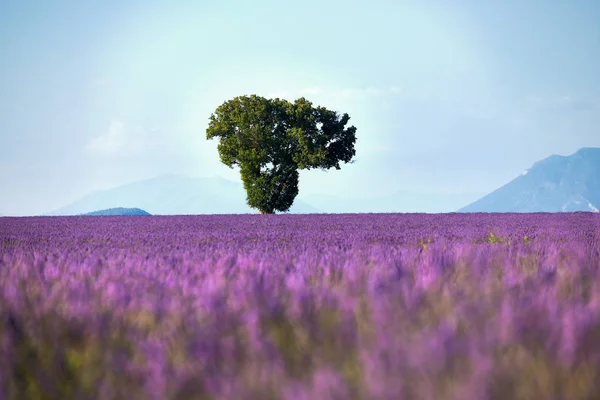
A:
[[206, 95, 357, 214]]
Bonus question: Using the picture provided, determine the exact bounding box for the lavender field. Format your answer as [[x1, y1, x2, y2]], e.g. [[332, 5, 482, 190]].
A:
[[1, 213, 600, 400]]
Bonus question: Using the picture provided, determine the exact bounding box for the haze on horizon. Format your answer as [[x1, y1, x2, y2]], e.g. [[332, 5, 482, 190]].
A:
[[1, 0, 599, 216]]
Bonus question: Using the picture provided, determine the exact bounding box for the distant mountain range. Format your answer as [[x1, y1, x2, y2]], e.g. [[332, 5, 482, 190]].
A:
[[80, 207, 151, 216], [460, 147, 600, 213], [298, 191, 482, 214], [42, 147, 600, 216], [47, 174, 321, 216], [45, 173, 484, 216]]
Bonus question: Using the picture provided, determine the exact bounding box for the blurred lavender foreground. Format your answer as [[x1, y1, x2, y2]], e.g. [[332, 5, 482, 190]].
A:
[[1, 213, 599, 399]]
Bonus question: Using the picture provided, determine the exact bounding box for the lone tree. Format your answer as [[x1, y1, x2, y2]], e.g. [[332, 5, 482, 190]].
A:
[[206, 95, 357, 214]]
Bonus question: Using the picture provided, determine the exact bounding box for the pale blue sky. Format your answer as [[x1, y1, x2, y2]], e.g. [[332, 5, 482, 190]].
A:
[[1, 0, 599, 215]]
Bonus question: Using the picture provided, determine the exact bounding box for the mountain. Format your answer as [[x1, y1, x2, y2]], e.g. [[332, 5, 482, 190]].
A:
[[459, 147, 600, 213], [297, 191, 483, 214], [48, 174, 321, 215], [81, 207, 151, 216]]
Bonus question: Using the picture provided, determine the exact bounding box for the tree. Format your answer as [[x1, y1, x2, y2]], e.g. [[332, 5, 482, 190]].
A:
[[206, 95, 357, 214]]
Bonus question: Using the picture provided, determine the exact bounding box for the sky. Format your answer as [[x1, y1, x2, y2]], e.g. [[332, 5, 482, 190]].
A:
[[1, 0, 599, 216]]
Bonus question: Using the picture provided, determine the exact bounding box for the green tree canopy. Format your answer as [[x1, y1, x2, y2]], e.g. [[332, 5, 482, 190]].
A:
[[206, 95, 357, 214]]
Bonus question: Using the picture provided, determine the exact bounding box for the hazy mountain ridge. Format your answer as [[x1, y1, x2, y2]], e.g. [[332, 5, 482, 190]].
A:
[[46, 174, 483, 216], [48, 174, 321, 216], [459, 147, 600, 213], [81, 208, 152, 216], [45, 146, 600, 216], [298, 191, 483, 214]]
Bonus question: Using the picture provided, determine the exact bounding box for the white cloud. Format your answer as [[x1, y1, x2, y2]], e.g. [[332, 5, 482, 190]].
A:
[[85, 120, 167, 157], [389, 86, 402, 93], [334, 86, 387, 100], [86, 120, 126, 155]]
